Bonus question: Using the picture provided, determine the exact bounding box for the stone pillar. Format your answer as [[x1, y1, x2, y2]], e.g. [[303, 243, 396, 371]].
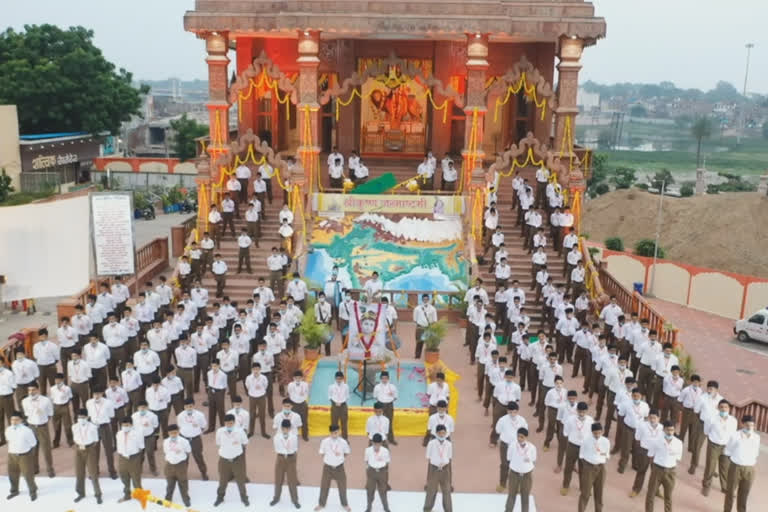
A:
[[462, 33, 489, 188], [758, 174, 768, 198], [236, 38, 255, 138], [553, 36, 583, 187], [289, 162, 308, 260], [466, 167, 487, 257], [695, 168, 706, 196], [296, 30, 321, 193], [205, 32, 231, 192]]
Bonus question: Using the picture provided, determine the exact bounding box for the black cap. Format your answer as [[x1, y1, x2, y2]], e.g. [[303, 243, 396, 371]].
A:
[[184, 398, 195, 405], [77, 408, 88, 417], [372, 433, 383, 443], [435, 424, 447, 433], [281, 419, 292, 429], [224, 414, 235, 422], [517, 427, 529, 437], [329, 424, 340, 432], [577, 402, 588, 411], [742, 415, 754, 423], [591, 422, 603, 432], [507, 402, 519, 411], [437, 400, 448, 408]]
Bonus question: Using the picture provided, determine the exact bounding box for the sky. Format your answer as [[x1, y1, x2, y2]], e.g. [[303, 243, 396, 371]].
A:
[[3, 0, 768, 94]]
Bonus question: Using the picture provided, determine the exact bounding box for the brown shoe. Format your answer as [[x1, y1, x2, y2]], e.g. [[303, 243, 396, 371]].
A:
[[701, 487, 710, 497]]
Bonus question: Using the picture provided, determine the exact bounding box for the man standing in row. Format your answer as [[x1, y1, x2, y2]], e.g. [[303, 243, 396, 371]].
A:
[[72, 408, 102, 504], [316, 424, 351, 512]]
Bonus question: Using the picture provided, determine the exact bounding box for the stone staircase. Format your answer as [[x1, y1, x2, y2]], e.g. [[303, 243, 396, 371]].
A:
[[475, 167, 567, 330]]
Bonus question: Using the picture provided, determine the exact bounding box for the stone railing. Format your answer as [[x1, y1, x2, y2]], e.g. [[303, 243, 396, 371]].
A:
[[599, 267, 679, 346], [732, 399, 768, 434]]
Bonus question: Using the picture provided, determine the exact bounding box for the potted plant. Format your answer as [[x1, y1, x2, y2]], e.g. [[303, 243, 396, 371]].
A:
[[297, 299, 330, 361], [449, 295, 469, 327], [133, 191, 150, 219], [422, 319, 447, 364]]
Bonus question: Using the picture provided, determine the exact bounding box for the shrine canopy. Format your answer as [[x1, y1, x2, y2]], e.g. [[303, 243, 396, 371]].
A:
[[184, 1, 606, 44]]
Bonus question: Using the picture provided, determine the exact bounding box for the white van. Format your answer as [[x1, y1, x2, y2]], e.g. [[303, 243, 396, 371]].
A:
[[734, 308, 768, 343]]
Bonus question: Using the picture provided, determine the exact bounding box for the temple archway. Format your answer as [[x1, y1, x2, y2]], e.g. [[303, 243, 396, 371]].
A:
[[229, 51, 299, 151], [484, 56, 558, 152], [486, 132, 576, 187]]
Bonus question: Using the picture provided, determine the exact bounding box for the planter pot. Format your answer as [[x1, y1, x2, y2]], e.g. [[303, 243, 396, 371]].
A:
[[303, 346, 320, 361], [424, 349, 440, 364], [133, 209, 142, 219], [163, 205, 173, 214]]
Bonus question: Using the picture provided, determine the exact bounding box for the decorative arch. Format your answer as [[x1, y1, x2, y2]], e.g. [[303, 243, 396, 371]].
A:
[[228, 50, 299, 106], [486, 55, 558, 111], [487, 132, 574, 184], [210, 129, 302, 177], [320, 52, 464, 108]]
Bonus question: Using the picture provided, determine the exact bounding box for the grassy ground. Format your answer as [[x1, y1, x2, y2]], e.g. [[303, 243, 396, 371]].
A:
[[576, 120, 768, 175], [0, 190, 55, 206]]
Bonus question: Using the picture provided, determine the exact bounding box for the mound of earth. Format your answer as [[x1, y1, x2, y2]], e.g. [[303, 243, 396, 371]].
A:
[[582, 189, 768, 278]]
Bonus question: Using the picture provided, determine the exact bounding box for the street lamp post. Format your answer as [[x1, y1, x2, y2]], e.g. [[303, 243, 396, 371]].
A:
[[649, 180, 665, 297], [738, 43, 755, 143]]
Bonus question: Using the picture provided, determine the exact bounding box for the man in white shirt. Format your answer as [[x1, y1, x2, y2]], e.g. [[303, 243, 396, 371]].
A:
[[135, 338, 161, 388], [271, 419, 301, 508], [329, 156, 345, 188], [83, 335, 110, 391], [32, 328, 59, 394], [286, 272, 309, 311], [162, 424, 192, 507], [366, 403, 391, 445], [534, 166, 549, 208], [0, 358, 17, 445], [21, 382, 54, 477], [328, 371, 349, 440], [178, 398, 209, 479], [373, 371, 398, 445], [424, 424, 453, 512], [214, 414, 249, 507], [5, 411, 38, 501], [316, 424, 352, 511], [234, 163, 251, 203], [50, 373, 74, 448], [220, 192, 237, 236], [417, 154, 435, 190], [618, 388, 649, 473], [690, 379, 723, 474], [506, 427, 536, 512], [466, 298, 488, 362], [427, 372, 451, 415], [364, 433, 391, 511], [57, 317, 79, 380], [353, 161, 369, 183], [363, 271, 383, 302], [328, 146, 344, 171], [495, 401, 529, 492], [211, 253, 228, 298], [645, 420, 683, 512], [561, 402, 593, 494], [116, 416, 145, 502], [244, 363, 270, 438], [441, 159, 458, 191], [543, 376, 568, 450], [235, 228, 253, 274], [649, 343, 679, 408], [599, 296, 624, 340], [146, 376, 171, 438], [630, 409, 663, 497], [132, 401, 160, 475], [536, 352, 563, 431], [287, 370, 310, 441], [723, 415, 759, 512], [267, 246, 285, 298], [413, 294, 438, 359], [491, 370, 522, 447], [72, 408, 102, 503], [578, 422, 611, 511], [701, 398, 738, 496], [258, 160, 275, 204]]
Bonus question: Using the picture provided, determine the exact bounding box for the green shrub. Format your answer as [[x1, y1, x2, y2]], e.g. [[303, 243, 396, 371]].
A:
[[611, 167, 637, 189], [635, 238, 665, 258], [636, 183, 649, 190], [0, 169, 14, 202], [680, 184, 694, 197], [707, 184, 720, 194], [595, 183, 610, 196], [605, 237, 624, 251]]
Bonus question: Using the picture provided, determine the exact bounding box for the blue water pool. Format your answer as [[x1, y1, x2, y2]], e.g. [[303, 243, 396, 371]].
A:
[[309, 359, 428, 409]]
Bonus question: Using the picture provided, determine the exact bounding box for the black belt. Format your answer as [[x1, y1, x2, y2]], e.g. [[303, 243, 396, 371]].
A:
[[0, 393, 13, 397], [39, 363, 57, 367], [211, 388, 226, 392], [368, 465, 388, 472]]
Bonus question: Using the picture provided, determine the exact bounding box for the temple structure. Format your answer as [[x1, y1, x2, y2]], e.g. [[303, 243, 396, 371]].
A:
[[184, 0, 606, 239]]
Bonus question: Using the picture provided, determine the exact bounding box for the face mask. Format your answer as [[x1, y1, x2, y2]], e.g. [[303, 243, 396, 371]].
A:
[[140, 410, 147, 416], [78, 418, 87, 425], [633, 399, 640, 405], [122, 426, 131, 432], [664, 353, 670, 358], [226, 427, 233, 433], [283, 408, 290, 415], [282, 433, 289, 439], [743, 427, 753, 434], [719, 411, 728, 418], [186, 410, 193, 415], [319, 298, 325, 303], [437, 436, 446, 443], [170, 435, 178, 441], [142, 348, 148, 353], [664, 433, 674, 440]]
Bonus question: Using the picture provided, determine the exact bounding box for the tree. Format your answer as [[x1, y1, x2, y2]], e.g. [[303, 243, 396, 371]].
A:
[[680, 183, 694, 197], [651, 169, 674, 191], [169, 114, 208, 162], [691, 116, 713, 167], [597, 129, 613, 150], [611, 167, 636, 189], [630, 105, 647, 117], [0, 24, 148, 134], [704, 81, 743, 103], [0, 169, 14, 202], [635, 239, 665, 259]]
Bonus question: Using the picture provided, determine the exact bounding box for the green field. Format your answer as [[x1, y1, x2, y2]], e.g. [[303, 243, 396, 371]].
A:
[[576, 121, 768, 175]]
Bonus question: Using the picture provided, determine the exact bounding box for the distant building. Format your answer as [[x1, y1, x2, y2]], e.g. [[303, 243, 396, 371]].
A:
[[578, 88, 601, 112]]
